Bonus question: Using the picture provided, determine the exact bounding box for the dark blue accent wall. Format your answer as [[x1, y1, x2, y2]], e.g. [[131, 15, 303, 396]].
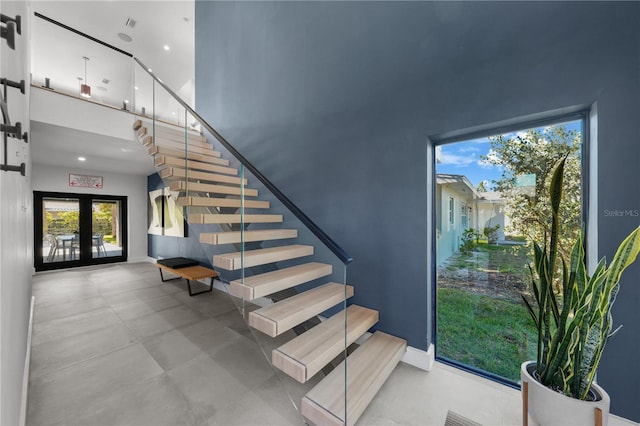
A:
[[194, 1, 640, 420]]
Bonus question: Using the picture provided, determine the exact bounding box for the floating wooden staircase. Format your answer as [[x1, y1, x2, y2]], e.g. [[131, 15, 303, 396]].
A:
[[134, 119, 407, 425]]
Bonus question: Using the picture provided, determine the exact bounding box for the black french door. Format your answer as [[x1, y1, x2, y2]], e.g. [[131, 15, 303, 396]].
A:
[[34, 191, 128, 271]]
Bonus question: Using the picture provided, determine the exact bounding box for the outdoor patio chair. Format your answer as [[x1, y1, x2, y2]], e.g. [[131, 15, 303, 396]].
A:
[[43, 234, 58, 261], [93, 233, 107, 257]]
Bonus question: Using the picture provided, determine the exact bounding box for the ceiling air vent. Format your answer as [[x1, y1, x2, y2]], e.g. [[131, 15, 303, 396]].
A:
[[102, 78, 110, 85], [125, 17, 137, 28]]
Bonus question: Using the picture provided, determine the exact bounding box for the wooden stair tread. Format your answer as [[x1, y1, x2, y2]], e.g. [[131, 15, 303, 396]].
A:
[[178, 196, 269, 209], [249, 282, 353, 337], [169, 181, 257, 197], [272, 305, 378, 384], [149, 145, 222, 161], [301, 331, 407, 426], [136, 124, 208, 145], [156, 155, 238, 176], [188, 213, 283, 224], [213, 244, 314, 270], [159, 167, 246, 186], [140, 134, 215, 155], [230, 262, 332, 300], [200, 229, 297, 245]]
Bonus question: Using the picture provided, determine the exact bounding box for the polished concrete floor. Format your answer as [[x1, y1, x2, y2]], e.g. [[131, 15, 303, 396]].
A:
[[27, 262, 637, 426]]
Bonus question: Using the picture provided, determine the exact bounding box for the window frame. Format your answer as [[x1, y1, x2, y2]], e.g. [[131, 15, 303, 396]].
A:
[[429, 107, 592, 388]]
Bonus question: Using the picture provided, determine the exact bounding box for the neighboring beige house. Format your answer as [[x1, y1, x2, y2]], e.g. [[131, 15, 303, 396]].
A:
[[436, 174, 506, 265]]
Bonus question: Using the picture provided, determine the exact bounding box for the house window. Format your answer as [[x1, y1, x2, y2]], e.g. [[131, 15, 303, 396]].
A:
[[461, 204, 468, 229], [433, 115, 586, 385], [448, 197, 455, 226]]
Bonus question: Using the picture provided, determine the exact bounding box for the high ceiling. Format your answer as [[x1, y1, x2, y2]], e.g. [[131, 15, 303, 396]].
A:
[[29, 1, 195, 175]]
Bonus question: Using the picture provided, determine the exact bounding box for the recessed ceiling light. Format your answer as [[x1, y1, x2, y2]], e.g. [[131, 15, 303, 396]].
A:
[[163, 45, 170, 51], [172, 112, 176, 115], [117, 32, 133, 42], [134, 86, 139, 90], [78, 156, 86, 162]]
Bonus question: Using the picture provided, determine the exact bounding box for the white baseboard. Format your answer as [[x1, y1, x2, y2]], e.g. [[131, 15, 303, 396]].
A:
[[129, 256, 156, 264], [19, 296, 35, 426], [355, 333, 434, 372], [401, 344, 434, 372]]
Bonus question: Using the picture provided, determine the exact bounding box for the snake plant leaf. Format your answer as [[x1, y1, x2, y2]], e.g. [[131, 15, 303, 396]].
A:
[[525, 157, 640, 400]]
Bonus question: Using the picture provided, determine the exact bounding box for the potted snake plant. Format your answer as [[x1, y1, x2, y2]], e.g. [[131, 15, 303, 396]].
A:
[[521, 157, 640, 426]]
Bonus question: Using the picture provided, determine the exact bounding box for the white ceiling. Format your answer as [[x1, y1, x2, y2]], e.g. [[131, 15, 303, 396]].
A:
[[29, 0, 195, 176], [30, 120, 155, 174]]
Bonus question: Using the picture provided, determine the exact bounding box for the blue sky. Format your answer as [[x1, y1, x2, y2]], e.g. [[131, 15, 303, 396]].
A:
[[436, 120, 581, 190]]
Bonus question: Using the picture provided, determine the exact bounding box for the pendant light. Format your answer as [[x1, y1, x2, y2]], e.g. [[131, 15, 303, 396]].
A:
[[80, 56, 91, 98]]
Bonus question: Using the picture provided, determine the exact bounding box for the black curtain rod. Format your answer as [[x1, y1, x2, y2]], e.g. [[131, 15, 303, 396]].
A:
[[34, 12, 133, 58]]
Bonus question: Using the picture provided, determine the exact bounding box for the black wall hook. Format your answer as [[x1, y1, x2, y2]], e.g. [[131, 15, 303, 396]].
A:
[[0, 14, 21, 34], [1, 78, 25, 94], [0, 14, 21, 50]]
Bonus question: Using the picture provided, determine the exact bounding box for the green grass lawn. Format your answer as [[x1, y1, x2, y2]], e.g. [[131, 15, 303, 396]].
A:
[[437, 287, 537, 382]]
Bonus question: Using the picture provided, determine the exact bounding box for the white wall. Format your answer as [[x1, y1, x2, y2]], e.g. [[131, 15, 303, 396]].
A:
[[31, 164, 148, 262], [0, 1, 33, 424]]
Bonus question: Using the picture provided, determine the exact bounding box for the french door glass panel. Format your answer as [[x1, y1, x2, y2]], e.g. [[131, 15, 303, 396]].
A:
[[92, 200, 123, 258], [435, 119, 584, 383], [42, 197, 80, 263]]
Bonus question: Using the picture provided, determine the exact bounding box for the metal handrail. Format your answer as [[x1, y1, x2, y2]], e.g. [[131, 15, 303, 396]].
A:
[[134, 57, 352, 265]]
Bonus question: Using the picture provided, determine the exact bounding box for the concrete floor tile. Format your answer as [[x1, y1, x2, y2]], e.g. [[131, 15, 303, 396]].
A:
[[86, 267, 149, 284], [100, 285, 175, 305], [174, 288, 238, 317], [208, 334, 275, 389], [179, 318, 249, 358], [157, 281, 187, 295], [123, 304, 206, 339], [211, 307, 252, 336], [72, 374, 204, 426], [33, 283, 101, 308], [28, 344, 163, 425], [94, 278, 157, 295], [110, 294, 182, 321], [166, 353, 248, 420], [203, 383, 300, 426], [32, 307, 122, 346], [34, 295, 108, 323], [142, 328, 211, 372], [30, 323, 137, 379]]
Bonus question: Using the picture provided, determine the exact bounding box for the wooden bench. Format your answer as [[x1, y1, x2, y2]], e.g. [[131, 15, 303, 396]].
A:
[[155, 263, 218, 296]]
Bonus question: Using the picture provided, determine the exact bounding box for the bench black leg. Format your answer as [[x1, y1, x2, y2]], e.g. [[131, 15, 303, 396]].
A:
[[158, 269, 181, 282], [187, 277, 214, 297]]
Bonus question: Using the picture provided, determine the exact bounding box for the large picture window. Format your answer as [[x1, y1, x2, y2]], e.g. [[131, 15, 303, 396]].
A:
[[434, 116, 586, 383]]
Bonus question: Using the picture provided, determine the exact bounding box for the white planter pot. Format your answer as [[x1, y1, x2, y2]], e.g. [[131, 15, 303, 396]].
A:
[[521, 361, 610, 426]]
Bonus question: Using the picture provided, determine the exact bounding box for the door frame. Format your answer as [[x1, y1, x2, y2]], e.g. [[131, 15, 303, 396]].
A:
[[34, 191, 128, 271]]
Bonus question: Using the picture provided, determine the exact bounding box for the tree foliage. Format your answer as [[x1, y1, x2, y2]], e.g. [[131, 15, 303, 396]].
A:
[[481, 125, 582, 261]]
